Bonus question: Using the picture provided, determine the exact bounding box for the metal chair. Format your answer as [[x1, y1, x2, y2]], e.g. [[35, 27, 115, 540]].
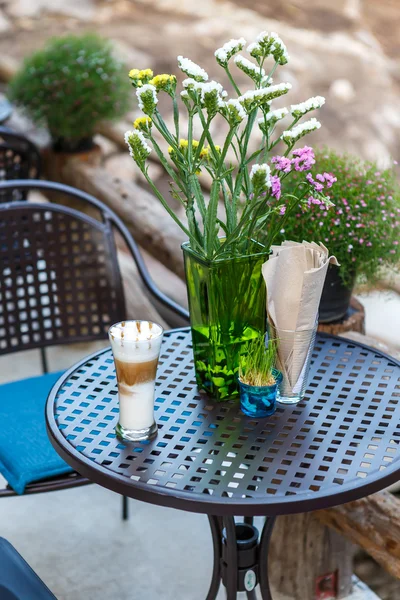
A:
[[0, 128, 41, 203], [0, 179, 189, 516]]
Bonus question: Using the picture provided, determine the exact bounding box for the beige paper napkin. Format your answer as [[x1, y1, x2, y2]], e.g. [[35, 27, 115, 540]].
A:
[[262, 241, 339, 387]]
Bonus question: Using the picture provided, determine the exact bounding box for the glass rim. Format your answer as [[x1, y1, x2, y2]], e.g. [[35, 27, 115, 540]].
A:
[[181, 239, 270, 265], [238, 368, 282, 389], [267, 318, 318, 335], [108, 319, 164, 342]]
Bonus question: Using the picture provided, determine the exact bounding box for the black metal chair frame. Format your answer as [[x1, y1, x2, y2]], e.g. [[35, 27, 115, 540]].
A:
[[0, 179, 189, 511], [0, 128, 41, 201]]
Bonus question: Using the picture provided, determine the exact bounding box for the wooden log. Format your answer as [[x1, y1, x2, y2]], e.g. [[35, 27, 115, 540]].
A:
[[316, 492, 400, 581], [118, 250, 168, 328], [59, 157, 187, 279], [318, 297, 365, 335], [270, 512, 356, 599]]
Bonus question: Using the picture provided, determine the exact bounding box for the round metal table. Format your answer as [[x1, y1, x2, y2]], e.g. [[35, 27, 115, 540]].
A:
[[46, 328, 400, 599]]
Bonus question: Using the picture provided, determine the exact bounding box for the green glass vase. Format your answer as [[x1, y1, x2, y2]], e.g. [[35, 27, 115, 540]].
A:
[[182, 242, 269, 401]]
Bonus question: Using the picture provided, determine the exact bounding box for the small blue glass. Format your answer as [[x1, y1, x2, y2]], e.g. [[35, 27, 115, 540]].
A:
[[239, 369, 283, 418]]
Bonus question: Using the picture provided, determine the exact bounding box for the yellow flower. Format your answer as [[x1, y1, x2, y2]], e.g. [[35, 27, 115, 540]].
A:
[[168, 146, 174, 154], [133, 116, 152, 132], [178, 139, 200, 152], [139, 69, 154, 80], [149, 74, 177, 92], [200, 147, 210, 159], [215, 145, 221, 152], [128, 68, 154, 87]]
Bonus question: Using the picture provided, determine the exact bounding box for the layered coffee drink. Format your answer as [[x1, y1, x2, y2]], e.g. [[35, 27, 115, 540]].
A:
[[109, 320, 163, 442]]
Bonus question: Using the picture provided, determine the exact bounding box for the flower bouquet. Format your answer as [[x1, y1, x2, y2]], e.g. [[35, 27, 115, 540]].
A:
[[125, 31, 335, 401]]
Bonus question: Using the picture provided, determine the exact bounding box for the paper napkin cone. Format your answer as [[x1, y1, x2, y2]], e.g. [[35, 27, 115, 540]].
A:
[[262, 241, 339, 388]]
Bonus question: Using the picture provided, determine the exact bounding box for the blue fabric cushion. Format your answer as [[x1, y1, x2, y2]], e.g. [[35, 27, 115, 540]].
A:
[[0, 371, 73, 494]]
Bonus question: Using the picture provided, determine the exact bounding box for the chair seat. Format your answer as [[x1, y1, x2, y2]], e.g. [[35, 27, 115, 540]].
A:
[[0, 371, 73, 494], [0, 537, 56, 599]]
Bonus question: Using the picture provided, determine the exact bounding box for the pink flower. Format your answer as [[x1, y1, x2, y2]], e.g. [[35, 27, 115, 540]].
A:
[[270, 175, 281, 200], [307, 195, 323, 207], [271, 155, 292, 173], [306, 173, 324, 192], [323, 172, 337, 188], [292, 146, 315, 172], [279, 205, 286, 215]]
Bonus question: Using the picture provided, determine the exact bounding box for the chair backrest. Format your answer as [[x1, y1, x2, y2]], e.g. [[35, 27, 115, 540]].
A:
[[0, 179, 189, 356], [0, 128, 41, 203]]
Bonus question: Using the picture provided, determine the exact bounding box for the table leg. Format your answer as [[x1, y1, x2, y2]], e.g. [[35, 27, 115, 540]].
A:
[[258, 517, 276, 600], [206, 515, 222, 600], [223, 516, 239, 600], [206, 515, 276, 600]]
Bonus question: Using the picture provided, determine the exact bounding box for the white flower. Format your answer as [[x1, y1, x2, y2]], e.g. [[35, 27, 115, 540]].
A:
[[260, 75, 274, 87], [136, 84, 158, 114], [215, 37, 246, 66], [239, 82, 292, 110], [177, 55, 208, 82], [182, 79, 226, 112], [198, 80, 225, 100], [247, 42, 262, 58], [227, 99, 246, 119], [290, 96, 325, 117], [258, 107, 288, 134], [261, 107, 289, 123], [182, 78, 203, 91], [250, 31, 289, 65], [198, 81, 226, 113], [234, 55, 265, 81], [259, 31, 289, 64], [282, 118, 321, 143], [224, 98, 247, 124], [125, 130, 151, 164], [250, 163, 272, 190]]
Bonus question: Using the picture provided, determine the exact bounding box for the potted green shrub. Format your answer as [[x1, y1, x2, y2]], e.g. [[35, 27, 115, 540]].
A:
[[239, 337, 282, 418], [279, 148, 400, 321], [8, 34, 130, 153]]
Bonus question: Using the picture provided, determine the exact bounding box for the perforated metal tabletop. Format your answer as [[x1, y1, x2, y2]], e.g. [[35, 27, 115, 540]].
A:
[[46, 328, 400, 517]]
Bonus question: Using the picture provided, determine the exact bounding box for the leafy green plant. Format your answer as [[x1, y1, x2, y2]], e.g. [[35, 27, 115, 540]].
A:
[[8, 34, 130, 147], [278, 148, 400, 284], [239, 336, 277, 386]]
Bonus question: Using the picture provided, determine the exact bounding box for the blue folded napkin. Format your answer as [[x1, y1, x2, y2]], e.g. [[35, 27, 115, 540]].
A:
[[0, 371, 73, 494]]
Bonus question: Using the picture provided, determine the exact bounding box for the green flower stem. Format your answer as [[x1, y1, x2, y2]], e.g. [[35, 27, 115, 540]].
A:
[[263, 191, 308, 249], [269, 115, 301, 152], [172, 94, 180, 141], [149, 134, 187, 198], [141, 166, 203, 254], [224, 65, 242, 96]]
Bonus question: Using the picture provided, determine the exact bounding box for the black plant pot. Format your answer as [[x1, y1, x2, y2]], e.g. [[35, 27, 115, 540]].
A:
[[319, 265, 356, 323], [52, 136, 95, 154]]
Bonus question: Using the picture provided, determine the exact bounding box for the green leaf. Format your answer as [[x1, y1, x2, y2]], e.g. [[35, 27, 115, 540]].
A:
[[211, 377, 226, 387], [205, 180, 220, 257]]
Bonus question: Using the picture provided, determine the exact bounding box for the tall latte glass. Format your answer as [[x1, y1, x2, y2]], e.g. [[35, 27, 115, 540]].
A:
[[109, 320, 163, 442]]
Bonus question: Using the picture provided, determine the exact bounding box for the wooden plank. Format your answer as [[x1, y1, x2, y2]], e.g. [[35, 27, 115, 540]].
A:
[[269, 513, 355, 599], [56, 157, 187, 279], [316, 492, 400, 580]]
